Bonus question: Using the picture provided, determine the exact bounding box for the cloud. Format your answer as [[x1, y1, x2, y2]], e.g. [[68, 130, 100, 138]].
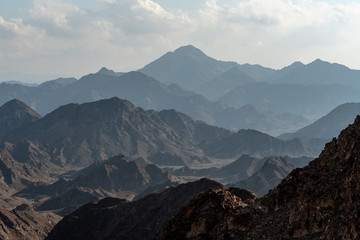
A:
[[0, 16, 43, 39], [1, 0, 360, 82]]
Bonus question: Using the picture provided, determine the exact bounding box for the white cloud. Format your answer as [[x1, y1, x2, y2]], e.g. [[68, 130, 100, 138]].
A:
[[0, 16, 43, 39], [1, 0, 360, 82]]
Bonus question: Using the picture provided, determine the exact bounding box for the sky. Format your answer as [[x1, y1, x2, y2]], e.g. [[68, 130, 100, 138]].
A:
[[0, 0, 360, 83]]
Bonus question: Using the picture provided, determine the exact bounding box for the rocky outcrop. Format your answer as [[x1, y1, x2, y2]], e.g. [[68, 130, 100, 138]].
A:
[[45, 178, 225, 240], [156, 115, 360, 239], [0, 208, 60, 240]]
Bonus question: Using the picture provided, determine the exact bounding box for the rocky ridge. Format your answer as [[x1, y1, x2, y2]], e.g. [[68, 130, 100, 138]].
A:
[[156, 115, 360, 239], [45, 178, 225, 240]]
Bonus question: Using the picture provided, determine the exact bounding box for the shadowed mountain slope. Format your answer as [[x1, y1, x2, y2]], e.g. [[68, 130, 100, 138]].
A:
[[45, 178, 225, 240], [0, 99, 41, 141]]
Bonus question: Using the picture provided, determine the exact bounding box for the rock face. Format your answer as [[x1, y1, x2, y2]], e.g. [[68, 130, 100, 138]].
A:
[[45, 178, 225, 240], [156, 115, 360, 239], [0, 208, 60, 240]]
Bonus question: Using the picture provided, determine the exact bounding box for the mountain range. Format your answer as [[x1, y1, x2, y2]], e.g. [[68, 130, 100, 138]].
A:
[[16, 154, 182, 216], [2, 44, 360, 240], [0, 70, 308, 135], [45, 113, 360, 239]]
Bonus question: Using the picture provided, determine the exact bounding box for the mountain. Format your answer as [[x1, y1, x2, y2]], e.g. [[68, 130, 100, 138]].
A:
[[155, 115, 360, 239], [1, 98, 313, 171], [219, 82, 360, 117], [232, 157, 295, 196], [156, 109, 231, 142], [45, 178, 225, 240], [139, 45, 276, 98], [0, 80, 38, 87], [96, 67, 124, 77], [214, 104, 310, 135], [17, 154, 181, 215], [167, 155, 312, 186], [200, 129, 316, 158], [197, 66, 257, 100], [0, 142, 57, 194], [269, 59, 360, 87], [0, 71, 305, 135], [5, 97, 203, 167], [0, 208, 60, 240], [0, 99, 42, 141], [279, 102, 360, 141]]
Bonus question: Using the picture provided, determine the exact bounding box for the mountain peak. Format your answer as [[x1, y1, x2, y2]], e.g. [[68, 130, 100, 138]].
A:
[[96, 67, 123, 77], [173, 45, 207, 57], [0, 99, 41, 118], [308, 58, 329, 66], [0, 99, 42, 141]]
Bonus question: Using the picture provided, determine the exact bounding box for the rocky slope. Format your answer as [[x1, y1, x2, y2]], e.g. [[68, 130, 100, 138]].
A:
[[0, 208, 60, 240], [45, 178, 225, 240], [16, 154, 182, 215], [4, 97, 208, 167], [155, 115, 360, 239]]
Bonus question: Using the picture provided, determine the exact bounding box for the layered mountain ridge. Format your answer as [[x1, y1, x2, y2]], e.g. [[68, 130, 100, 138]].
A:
[[155, 115, 360, 239]]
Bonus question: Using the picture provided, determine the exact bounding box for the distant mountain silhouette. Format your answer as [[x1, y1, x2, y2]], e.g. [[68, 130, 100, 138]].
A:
[[269, 59, 360, 86], [219, 82, 360, 117], [0, 71, 305, 135], [197, 67, 257, 100], [96, 67, 124, 77], [140, 45, 275, 98], [200, 129, 316, 158], [279, 102, 360, 141]]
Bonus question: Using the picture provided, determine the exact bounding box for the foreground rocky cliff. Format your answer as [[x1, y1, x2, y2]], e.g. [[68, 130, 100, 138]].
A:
[[156, 116, 360, 239]]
